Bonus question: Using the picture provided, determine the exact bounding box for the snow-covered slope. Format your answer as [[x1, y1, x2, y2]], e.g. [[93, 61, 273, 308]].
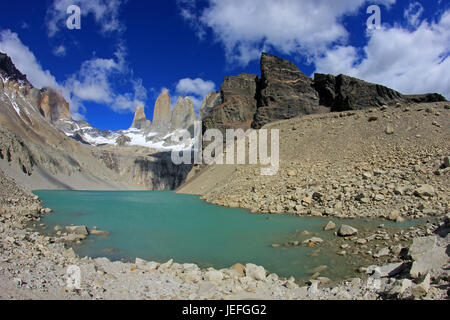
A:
[[55, 119, 195, 151]]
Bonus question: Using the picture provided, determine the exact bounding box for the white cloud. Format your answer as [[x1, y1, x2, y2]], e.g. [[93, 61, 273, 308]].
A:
[[404, 2, 424, 27], [0, 30, 60, 89], [0, 29, 147, 118], [176, 78, 216, 97], [53, 45, 67, 57], [179, 0, 396, 66], [46, 0, 124, 37], [175, 78, 216, 112], [314, 10, 450, 99], [111, 79, 148, 113]]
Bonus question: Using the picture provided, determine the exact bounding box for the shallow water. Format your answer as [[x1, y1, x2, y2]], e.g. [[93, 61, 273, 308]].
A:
[[34, 190, 421, 281]]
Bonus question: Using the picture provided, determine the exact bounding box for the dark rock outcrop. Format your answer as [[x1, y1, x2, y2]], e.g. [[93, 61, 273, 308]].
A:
[[252, 53, 323, 129], [202, 52, 447, 134], [314, 74, 446, 112], [0, 52, 31, 86], [314, 73, 404, 112], [404, 93, 446, 104], [202, 73, 259, 135]]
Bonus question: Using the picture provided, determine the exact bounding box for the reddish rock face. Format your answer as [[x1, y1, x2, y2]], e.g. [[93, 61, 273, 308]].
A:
[[39, 88, 72, 122], [152, 89, 172, 132]]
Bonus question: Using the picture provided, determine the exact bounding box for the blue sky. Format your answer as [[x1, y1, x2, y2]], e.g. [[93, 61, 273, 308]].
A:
[[0, 0, 449, 130]]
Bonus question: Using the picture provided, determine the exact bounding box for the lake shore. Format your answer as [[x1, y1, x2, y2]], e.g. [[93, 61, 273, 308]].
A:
[[1, 170, 449, 300]]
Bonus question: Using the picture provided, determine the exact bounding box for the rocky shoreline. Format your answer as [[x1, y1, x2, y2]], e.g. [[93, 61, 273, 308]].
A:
[[1, 170, 449, 300]]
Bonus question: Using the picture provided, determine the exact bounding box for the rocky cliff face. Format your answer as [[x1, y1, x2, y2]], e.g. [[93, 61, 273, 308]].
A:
[[152, 89, 172, 132], [39, 87, 73, 122], [0, 53, 30, 86], [170, 97, 196, 131], [201, 52, 447, 133], [130, 106, 151, 130], [199, 92, 222, 121], [0, 52, 193, 191], [202, 73, 259, 135], [253, 53, 324, 129]]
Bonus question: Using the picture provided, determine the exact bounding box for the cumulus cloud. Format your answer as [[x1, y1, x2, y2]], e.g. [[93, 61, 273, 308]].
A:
[[0, 30, 60, 89], [111, 79, 148, 113], [175, 78, 216, 112], [179, 0, 396, 66], [314, 9, 450, 99], [0, 29, 147, 118], [46, 0, 124, 37]]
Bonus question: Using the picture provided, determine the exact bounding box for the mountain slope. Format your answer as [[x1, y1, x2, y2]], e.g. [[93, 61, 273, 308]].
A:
[[178, 101, 449, 220]]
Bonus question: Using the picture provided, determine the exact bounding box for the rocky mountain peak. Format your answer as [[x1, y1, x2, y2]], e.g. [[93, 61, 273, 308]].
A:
[[0, 52, 31, 86], [170, 97, 197, 131], [152, 89, 172, 132], [130, 105, 151, 130]]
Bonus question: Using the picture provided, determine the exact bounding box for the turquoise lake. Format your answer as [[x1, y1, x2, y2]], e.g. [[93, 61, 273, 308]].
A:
[[33, 190, 419, 281]]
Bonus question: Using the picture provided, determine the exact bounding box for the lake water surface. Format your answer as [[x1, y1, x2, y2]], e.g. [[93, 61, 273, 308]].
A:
[[33, 190, 420, 281]]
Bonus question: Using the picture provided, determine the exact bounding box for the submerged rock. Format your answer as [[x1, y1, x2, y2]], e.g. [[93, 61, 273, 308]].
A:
[[337, 225, 358, 237]]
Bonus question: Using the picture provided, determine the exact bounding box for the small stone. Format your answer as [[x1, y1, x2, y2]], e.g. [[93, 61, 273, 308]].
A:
[[385, 125, 394, 134], [389, 210, 401, 221], [324, 221, 336, 231], [374, 247, 390, 258], [443, 156, 450, 168], [412, 274, 431, 299], [205, 270, 223, 283]]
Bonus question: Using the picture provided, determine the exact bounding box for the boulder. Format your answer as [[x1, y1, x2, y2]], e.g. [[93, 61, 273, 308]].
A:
[[366, 263, 405, 278], [65, 225, 89, 236], [409, 236, 448, 278], [337, 224, 358, 237], [230, 263, 246, 277], [324, 221, 336, 231], [374, 247, 390, 258], [204, 270, 224, 283], [414, 185, 436, 198], [411, 274, 431, 299], [410, 246, 448, 278], [245, 264, 266, 281]]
